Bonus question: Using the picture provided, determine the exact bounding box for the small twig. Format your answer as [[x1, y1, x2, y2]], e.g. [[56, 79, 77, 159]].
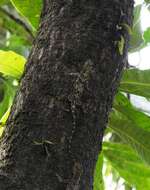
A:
[[0, 7, 35, 41]]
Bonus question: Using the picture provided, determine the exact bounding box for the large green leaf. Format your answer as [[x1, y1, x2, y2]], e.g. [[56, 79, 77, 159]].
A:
[[0, 50, 26, 79], [10, 0, 42, 29], [120, 69, 150, 99], [94, 153, 104, 190], [103, 142, 150, 190], [109, 93, 150, 165], [114, 93, 150, 132]]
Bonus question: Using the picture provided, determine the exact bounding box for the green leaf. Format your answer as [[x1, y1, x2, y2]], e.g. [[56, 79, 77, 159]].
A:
[[0, 107, 11, 137], [0, 8, 32, 55], [0, 78, 8, 118], [120, 69, 150, 99], [120, 23, 132, 35], [0, 106, 10, 124], [129, 5, 145, 53], [143, 27, 150, 43], [0, 50, 26, 79], [94, 153, 104, 190], [0, 77, 17, 137], [0, 0, 9, 5], [103, 142, 150, 190], [145, 0, 150, 4], [103, 142, 144, 165], [0, 79, 4, 103], [114, 93, 150, 132], [10, 0, 42, 29], [0, 107, 10, 137], [109, 93, 150, 165], [0, 77, 16, 118]]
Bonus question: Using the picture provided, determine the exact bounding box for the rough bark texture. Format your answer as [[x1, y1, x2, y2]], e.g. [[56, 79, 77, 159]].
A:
[[0, 0, 133, 189]]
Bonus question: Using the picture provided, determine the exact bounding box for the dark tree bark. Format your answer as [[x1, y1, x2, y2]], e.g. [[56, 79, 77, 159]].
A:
[[0, 0, 134, 189]]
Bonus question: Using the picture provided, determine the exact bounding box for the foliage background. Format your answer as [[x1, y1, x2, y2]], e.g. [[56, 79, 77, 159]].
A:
[[0, 0, 150, 189]]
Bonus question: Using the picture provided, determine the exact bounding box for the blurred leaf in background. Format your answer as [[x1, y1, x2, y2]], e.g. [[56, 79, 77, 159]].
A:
[[143, 27, 150, 43], [129, 4, 145, 53], [120, 69, 150, 99]]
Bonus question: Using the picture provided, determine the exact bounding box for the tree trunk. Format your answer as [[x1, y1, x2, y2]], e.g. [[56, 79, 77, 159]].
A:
[[0, 0, 134, 189]]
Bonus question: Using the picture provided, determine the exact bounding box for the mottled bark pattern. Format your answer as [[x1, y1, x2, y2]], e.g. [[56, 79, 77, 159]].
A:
[[0, 0, 133, 189]]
